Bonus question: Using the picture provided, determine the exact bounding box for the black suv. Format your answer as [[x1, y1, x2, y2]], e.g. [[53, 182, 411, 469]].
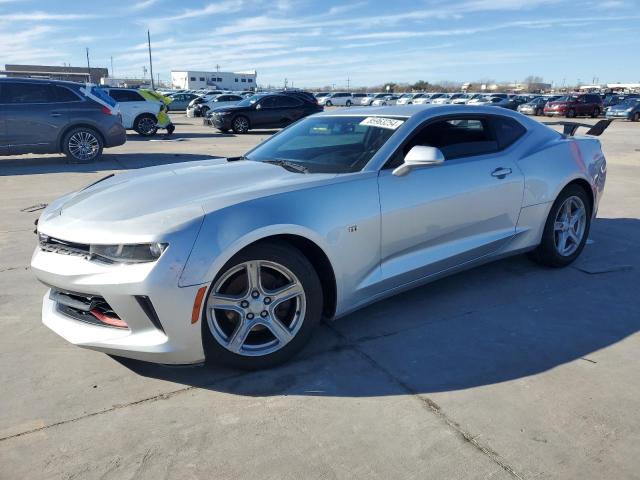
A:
[[205, 91, 323, 134], [0, 78, 126, 162]]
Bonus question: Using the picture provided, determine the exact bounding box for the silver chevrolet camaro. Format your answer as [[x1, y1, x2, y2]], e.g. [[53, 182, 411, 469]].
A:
[[32, 105, 607, 369]]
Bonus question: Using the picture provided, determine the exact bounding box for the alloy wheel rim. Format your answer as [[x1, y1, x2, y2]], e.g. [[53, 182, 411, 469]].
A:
[[139, 117, 156, 134], [68, 132, 99, 161], [234, 118, 248, 131], [554, 196, 587, 257], [206, 260, 306, 356]]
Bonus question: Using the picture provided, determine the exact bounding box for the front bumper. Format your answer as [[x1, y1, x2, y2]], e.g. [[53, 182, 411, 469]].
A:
[[544, 110, 566, 117], [605, 111, 632, 119], [204, 113, 233, 130], [31, 245, 208, 364], [104, 122, 127, 148]]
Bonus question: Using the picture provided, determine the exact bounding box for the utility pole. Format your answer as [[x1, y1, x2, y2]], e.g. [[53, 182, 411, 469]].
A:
[[85, 48, 91, 82], [147, 30, 155, 90], [347, 77, 350, 91], [110, 56, 114, 78]]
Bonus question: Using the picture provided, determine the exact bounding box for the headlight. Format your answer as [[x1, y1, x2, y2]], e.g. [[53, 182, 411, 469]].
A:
[[89, 243, 167, 264], [627, 107, 634, 112]]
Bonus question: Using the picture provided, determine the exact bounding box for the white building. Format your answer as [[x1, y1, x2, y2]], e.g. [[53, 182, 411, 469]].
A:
[[171, 70, 257, 90]]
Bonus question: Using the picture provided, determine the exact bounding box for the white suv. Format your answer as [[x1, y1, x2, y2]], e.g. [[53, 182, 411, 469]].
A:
[[318, 92, 353, 107], [102, 88, 162, 136]]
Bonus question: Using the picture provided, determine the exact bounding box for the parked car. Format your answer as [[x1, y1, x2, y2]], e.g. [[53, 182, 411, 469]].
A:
[[361, 93, 387, 105], [544, 93, 603, 118], [314, 92, 330, 101], [101, 87, 165, 136], [518, 96, 559, 116], [605, 97, 640, 121], [449, 93, 471, 104], [32, 105, 609, 368], [188, 94, 244, 117], [431, 93, 453, 105], [318, 92, 353, 107], [205, 92, 322, 133], [167, 92, 200, 111], [0, 78, 125, 162], [371, 95, 400, 106], [396, 93, 422, 105], [350, 93, 369, 104], [603, 93, 639, 109]]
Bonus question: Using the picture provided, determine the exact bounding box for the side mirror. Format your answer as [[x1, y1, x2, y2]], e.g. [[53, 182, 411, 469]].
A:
[[255, 103, 262, 110], [392, 146, 444, 177]]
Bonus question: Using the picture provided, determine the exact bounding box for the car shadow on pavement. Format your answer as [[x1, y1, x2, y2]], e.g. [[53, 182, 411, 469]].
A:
[[0, 153, 224, 176], [115, 218, 640, 399]]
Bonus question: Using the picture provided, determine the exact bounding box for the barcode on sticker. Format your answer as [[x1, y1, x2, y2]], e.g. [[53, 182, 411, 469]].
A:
[[359, 117, 404, 130]]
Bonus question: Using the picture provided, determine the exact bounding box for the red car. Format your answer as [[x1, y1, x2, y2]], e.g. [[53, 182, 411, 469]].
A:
[[544, 93, 603, 118]]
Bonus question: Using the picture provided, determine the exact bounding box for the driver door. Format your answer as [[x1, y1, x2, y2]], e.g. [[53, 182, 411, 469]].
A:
[[376, 115, 525, 291]]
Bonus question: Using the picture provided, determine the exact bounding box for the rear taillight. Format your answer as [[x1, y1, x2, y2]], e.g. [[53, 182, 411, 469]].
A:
[[101, 106, 112, 115]]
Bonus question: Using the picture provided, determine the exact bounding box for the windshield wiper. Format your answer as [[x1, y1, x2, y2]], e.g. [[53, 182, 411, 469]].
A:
[[262, 159, 309, 174]]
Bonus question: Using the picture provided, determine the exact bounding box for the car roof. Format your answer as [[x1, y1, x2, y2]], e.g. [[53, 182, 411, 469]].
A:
[[0, 77, 84, 87]]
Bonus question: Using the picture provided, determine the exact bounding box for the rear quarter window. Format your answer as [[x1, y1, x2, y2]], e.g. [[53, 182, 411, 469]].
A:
[[491, 116, 527, 149]]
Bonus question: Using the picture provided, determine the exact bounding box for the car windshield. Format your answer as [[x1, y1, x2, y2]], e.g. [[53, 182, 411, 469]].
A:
[[237, 94, 265, 107], [246, 115, 405, 174], [556, 96, 578, 102]]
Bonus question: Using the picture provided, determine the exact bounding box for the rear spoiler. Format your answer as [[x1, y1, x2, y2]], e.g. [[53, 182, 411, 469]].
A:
[[543, 119, 612, 137]]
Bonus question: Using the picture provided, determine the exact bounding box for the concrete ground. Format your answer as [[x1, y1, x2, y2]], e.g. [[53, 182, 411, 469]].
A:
[[1, 113, 639, 479]]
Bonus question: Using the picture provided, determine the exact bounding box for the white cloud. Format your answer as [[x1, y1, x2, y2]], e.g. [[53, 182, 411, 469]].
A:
[[1, 11, 101, 21], [130, 0, 160, 11]]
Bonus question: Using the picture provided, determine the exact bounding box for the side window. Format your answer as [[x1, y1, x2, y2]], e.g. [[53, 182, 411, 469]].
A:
[[491, 117, 526, 149], [279, 96, 303, 107], [260, 96, 277, 108], [53, 85, 81, 102], [0, 82, 55, 103], [110, 90, 144, 102], [387, 117, 497, 167]]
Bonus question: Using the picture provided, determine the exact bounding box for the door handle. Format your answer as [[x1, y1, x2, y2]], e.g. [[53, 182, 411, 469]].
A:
[[491, 167, 512, 179]]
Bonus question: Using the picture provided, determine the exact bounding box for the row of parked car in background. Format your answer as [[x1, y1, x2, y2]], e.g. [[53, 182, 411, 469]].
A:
[[2, 77, 639, 165], [308, 90, 640, 121]]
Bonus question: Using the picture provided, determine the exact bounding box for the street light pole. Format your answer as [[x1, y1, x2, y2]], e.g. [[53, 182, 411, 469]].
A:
[[85, 47, 91, 82], [147, 30, 155, 90]]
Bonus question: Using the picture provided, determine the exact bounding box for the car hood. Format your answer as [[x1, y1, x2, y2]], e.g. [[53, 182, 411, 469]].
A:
[[37, 159, 337, 243], [609, 103, 636, 111]]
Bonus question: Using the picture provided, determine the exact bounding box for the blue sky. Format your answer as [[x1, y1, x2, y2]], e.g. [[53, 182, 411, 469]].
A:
[[0, 0, 638, 88]]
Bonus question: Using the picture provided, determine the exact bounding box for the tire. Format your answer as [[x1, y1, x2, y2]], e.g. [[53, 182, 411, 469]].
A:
[[202, 241, 323, 369], [218, 128, 230, 133], [591, 108, 600, 118], [325, 100, 333, 107], [346, 100, 352, 107], [62, 127, 103, 163], [566, 108, 576, 118], [528, 185, 592, 268], [200, 106, 209, 116], [134, 114, 158, 136], [536, 108, 543, 116], [231, 116, 249, 134], [633, 112, 640, 122]]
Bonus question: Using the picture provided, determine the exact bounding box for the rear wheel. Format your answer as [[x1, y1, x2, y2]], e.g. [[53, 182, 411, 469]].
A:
[[63, 127, 103, 163], [591, 107, 600, 118], [203, 242, 322, 369], [232, 116, 249, 134], [535, 107, 543, 116], [134, 114, 158, 136], [566, 108, 576, 118], [325, 100, 333, 107], [346, 100, 352, 107], [528, 185, 591, 268], [200, 106, 210, 116]]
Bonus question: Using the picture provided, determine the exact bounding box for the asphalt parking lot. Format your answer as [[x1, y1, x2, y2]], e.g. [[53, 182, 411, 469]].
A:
[[1, 113, 639, 479]]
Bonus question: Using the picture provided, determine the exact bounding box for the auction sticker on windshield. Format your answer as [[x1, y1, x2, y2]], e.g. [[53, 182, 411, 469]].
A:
[[359, 117, 404, 130]]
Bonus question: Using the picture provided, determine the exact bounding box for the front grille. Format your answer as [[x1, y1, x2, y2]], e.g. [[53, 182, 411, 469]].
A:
[[51, 289, 128, 329], [39, 235, 91, 260]]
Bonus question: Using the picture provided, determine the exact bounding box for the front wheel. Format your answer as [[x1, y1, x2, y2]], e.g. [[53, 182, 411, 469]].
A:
[[134, 114, 158, 136], [346, 100, 352, 107], [325, 100, 333, 107], [633, 112, 640, 122], [591, 108, 600, 118], [536, 107, 543, 116], [231, 116, 249, 134], [528, 185, 591, 267], [63, 127, 103, 163], [566, 108, 576, 118], [203, 242, 323, 369], [200, 106, 209, 116]]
